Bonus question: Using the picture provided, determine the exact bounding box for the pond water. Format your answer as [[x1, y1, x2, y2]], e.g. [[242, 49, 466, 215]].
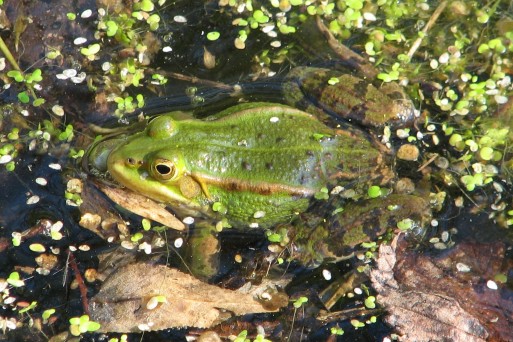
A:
[[1, 0, 513, 341]]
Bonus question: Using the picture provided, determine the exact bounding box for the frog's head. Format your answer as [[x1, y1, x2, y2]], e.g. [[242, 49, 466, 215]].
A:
[[107, 145, 205, 207], [105, 115, 205, 208]]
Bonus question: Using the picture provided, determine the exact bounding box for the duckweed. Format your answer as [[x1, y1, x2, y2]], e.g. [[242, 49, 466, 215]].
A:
[[293, 296, 308, 308], [6, 272, 24, 288], [69, 315, 101, 336], [350, 319, 365, 328], [364, 295, 376, 309], [367, 185, 382, 199], [330, 326, 344, 335]]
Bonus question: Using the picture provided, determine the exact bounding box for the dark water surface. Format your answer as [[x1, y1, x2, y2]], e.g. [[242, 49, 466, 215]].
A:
[[1, 0, 513, 341]]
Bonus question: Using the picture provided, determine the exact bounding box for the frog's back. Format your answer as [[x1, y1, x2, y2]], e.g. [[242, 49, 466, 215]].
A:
[[162, 103, 390, 193], [168, 104, 337, 190]]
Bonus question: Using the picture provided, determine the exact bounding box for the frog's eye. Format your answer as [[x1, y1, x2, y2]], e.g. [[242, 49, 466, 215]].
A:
[[148, 116, 177, 139], [151, 158, 178, 181]]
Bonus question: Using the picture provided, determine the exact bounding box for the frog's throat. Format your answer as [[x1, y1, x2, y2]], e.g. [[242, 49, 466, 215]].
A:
[[191, 172, 316, 197]]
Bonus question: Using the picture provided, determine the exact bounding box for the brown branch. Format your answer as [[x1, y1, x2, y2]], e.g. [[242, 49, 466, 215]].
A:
[[67, 249, 90, 315], [146, 68, 235, 90], [406, 1, 448, 59]]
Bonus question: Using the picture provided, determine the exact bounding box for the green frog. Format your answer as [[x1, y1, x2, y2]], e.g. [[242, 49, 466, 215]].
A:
[[84, 67, 430, 276]]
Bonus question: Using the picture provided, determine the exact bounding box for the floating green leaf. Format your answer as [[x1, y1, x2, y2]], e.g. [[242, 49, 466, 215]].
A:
[[364, 295, 376, 309], [138, 0, 155, 12], [80, 43, 101, 56], [7, 128, 19, 140], [328, 77, 339, 85], [29, 243, 46, 252], [42, 308, 56, 321], [69, 315, 101, 336], [351, 319, 365, 328], [367, 185, 381, 198], [131, 232, 144, 242], [346, 0, 363, 10], [253, 10, 269, 24], [314, 187, 329, 200], [293, 296, 308, 308], [46, 50, 61, 59], [33, 98, 45, 107], [207, 31, 220, 41], [479, 146, 494, 161], [18, 91, 30, 103], [6, 161, 15, 171], [106, 21, 119, 36], [234, 330, 248, 342], [397, 218, 413, 231], [136, 94, 145, 108], [7, 70, 24, 82], [330, 326, 345, 335], [142, 218, 151, 231], [147, 14, 160, 30], [267, 233, 282, 243], [19, 301, 37, 314], [25, 69, 42, 83], [7, 271, 25, 287]]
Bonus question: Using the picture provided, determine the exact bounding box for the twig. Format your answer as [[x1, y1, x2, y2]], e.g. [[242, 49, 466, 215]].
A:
[[146, 68, 235, 90], [406, 1, 448, 59], [0, 36, 38, 100], [417, 153, 439, 172], [0, 36, 22, 72]]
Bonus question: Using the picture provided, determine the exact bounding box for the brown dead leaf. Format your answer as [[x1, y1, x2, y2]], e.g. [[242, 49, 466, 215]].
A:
[[98, 184, 185, 231], [79, 182, 130, 239], [89, 263, 287, 332], [370, 239, 513, 342]]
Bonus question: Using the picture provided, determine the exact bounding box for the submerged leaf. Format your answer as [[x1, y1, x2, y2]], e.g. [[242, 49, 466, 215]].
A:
[[90, 263, 287, 331]]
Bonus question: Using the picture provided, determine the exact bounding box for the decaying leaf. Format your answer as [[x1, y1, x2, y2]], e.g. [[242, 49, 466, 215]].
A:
[[89, 262, 287, 332], [98, 184, 185, 231], [79, 182, 130, 239], [370, 239, 513, 342], [13, 5, 29, 52]]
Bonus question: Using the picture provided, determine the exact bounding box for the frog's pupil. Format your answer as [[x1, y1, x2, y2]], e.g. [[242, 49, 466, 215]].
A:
[[156, 164, 171, 175]]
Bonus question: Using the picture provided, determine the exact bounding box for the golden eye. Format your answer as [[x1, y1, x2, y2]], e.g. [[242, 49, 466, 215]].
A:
[[151, 158, 177, 181]]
